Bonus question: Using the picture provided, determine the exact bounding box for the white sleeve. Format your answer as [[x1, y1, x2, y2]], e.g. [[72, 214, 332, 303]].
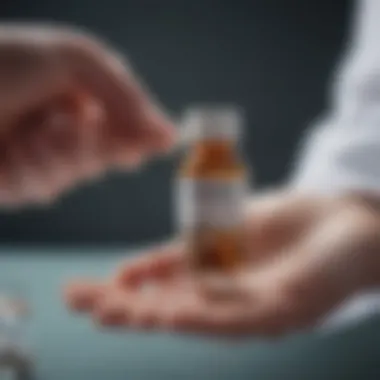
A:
[[290, 0, 380, 331], [293, 0, 380, 195]]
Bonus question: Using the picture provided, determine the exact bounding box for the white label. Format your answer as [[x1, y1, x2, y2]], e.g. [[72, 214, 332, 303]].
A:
[[176, 178, 246, 229]]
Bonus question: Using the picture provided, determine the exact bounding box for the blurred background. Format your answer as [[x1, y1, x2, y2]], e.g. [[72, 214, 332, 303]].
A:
[[0, 0, 351, 246], [3, 2, 380, 380]]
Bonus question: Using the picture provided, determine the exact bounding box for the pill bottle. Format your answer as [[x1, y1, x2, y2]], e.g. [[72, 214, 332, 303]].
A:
[[176, 105, 248, 273]]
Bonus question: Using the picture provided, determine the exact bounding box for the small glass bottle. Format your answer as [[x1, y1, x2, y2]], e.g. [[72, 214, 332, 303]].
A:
[[176, 105, 248, 273]]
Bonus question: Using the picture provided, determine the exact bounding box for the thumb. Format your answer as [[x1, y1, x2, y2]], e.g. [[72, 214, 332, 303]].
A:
[[197, 197, 376, 336], [241, 202, 380, 333], [244, 190, 330, 264]]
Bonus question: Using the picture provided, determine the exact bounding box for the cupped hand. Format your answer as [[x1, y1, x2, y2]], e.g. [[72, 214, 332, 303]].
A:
[[0, 24, 175, 206], [64, 191, 380, 337]]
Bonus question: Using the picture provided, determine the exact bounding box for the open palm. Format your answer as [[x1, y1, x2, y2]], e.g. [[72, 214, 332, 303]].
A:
[[65, 191, 380, 337]]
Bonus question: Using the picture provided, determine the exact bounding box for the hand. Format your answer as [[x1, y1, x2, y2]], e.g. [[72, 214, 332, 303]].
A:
[[64, 191, 380, 338], [0, 23, 175, 207]]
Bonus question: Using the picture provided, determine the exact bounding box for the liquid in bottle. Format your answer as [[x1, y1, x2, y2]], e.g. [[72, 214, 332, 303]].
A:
[[176, 105, 248, 273]]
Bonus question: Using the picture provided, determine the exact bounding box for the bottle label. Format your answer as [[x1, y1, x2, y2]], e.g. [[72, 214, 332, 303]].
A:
[[176, 178, 246, 230]]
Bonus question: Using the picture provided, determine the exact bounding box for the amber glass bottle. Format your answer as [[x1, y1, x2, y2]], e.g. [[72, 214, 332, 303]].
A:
[[176, 106, 248, 273]]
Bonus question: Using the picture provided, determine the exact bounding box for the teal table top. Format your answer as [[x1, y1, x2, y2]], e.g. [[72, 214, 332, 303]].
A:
[[1, 249, 380, 380]]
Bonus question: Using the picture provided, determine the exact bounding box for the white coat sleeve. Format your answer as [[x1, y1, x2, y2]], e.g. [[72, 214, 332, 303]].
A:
[[291, 0, 380, 331]]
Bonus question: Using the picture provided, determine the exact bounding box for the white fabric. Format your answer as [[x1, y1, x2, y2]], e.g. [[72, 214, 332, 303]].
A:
[[292, 0, 380, 329]]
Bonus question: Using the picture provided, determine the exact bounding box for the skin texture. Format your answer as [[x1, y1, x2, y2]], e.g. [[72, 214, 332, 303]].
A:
[[0, 24, 175, 207], [64, 190, 380, 338]]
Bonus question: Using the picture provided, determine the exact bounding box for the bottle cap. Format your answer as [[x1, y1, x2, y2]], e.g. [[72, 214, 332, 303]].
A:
[[181, 104, 243, 142]]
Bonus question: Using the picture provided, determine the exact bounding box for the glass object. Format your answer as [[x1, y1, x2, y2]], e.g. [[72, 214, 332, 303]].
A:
[[0, 282, 33, 380], [176, 105, 249, 273]]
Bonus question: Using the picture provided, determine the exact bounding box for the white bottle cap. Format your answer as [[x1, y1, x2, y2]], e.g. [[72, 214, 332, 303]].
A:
[[181, 104, 243, 142]]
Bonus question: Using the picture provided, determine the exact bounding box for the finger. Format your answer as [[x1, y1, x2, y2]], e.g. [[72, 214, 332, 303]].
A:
[[64, 279, 107, 313], [243, 191, 333, 264], [93, 288, 135, 327], [139, 108, 177, 154], [83, 100, 146, 170], [109, 107, 177, 168], [73, 95, 108, 179], [130, 278, 196, 329], [59, 35, 176, 157], [95, 288, 156, 328], [6, 104, 64, 205], [0, 30, 72, 130], [95, 279, 193, 329], [115, 240, 185, 288], [13, 115, 71, 205], [26, 131, 73, 204], [95, 274, 252, 336], [140, 281, 261, 337], [100, 125, 145, 170], [95, 274, 285, 337], [40, 90, 105, 185], [7, 99, 79, 206], [5, 136, 44, 205], [22, 89, 105, 202]]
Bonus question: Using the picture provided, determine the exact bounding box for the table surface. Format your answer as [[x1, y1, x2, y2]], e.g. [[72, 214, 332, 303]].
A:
[[1, 249, 380, 380]]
